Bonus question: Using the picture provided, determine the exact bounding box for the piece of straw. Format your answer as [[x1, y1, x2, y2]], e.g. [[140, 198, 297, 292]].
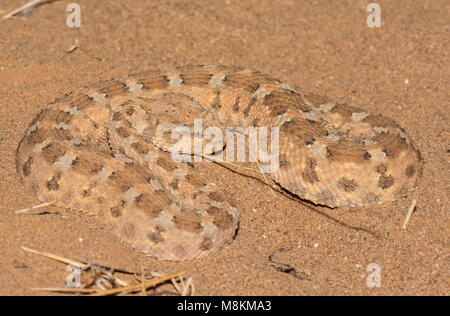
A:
[[15, 201, 56, 214], [402, 199, 417, 230], [3, 0, 60, 20], [88, 271, 185, 296]]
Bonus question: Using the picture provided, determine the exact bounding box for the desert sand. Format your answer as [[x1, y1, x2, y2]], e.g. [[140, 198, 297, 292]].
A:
[[0, 0, 448, 295]]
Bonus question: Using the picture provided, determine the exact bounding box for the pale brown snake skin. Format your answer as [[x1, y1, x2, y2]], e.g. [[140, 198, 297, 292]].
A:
[[16, 65, 423, 261]]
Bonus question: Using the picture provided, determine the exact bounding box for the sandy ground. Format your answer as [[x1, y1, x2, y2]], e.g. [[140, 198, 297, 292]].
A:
[[0, 0, 448, 296]]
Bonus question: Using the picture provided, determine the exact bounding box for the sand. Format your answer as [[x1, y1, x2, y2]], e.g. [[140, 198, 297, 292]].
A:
[[0, 0, 448, 295]]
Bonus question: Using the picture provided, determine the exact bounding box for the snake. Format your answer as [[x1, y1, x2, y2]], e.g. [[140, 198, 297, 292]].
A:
[[16, 65, 423, 260]]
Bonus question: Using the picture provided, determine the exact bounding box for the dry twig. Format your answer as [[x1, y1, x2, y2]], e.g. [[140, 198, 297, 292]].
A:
[[22, 246, 86, 268], [15, 201, 56, 214], [22, 246, 190, 296], [402, 199, 417, 230], [88, 272, 185, 296], [3, 0, 61, 20]]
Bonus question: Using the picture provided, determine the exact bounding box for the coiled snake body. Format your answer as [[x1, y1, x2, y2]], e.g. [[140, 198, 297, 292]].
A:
[[16, 66, 422, 260]]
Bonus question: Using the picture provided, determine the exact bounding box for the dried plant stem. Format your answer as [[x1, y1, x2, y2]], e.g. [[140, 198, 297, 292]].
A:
[[89, 271, 185, 296], [31, 287, 97, 294], [3, 0, 60, 20], [21, 246, 86, 269], [402, 199, 417, 230], [15, 201, 56, 214]]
